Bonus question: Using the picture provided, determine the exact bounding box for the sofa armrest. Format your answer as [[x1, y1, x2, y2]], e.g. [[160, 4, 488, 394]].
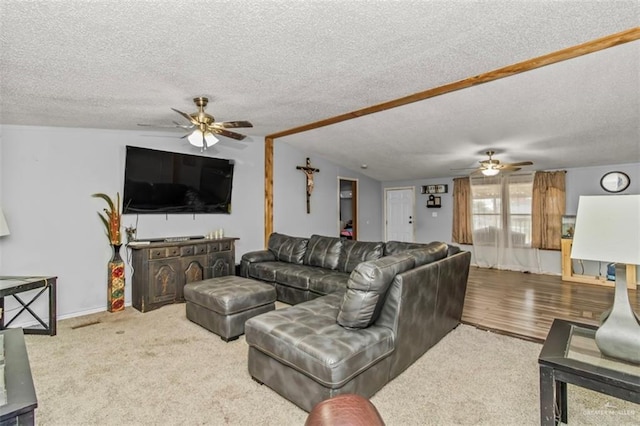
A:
[[240, 250, 277, 277], [377, 250, 471, 379], [242, 250, 277, 263]]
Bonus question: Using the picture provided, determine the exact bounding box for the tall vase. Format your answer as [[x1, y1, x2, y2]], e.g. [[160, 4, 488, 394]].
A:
[[107, 244, 125, 312]]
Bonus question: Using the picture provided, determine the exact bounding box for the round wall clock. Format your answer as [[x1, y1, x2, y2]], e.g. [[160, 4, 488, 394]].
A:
[[600, 171, 630, 193]]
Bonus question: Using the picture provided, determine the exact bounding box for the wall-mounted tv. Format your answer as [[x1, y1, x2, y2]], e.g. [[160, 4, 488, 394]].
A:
[[123, 146, 234, 214]]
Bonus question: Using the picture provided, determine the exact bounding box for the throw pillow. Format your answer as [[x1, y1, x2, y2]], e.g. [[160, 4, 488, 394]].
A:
[[337, 253, 415, 329]]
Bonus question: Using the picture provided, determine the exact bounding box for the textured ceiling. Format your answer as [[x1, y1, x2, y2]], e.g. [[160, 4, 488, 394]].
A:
[[1, 1, 639, 181]]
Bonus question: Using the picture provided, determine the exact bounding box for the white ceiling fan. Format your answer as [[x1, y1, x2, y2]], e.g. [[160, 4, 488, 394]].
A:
[[138, 96, 253, 151]]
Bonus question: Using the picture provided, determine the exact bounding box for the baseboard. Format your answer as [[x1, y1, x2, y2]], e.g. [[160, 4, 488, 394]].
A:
[[6, 302, 133, 329], [461, 321, 544, 344]]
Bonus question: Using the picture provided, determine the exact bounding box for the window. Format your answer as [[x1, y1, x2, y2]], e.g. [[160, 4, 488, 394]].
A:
[[471, 174, 534, 247], [470, 173, 538, 271]]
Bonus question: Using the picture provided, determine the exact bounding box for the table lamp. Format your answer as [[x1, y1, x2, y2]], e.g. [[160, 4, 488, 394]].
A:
[[0, 208, 9, 237], [571, 194, 640, 364]]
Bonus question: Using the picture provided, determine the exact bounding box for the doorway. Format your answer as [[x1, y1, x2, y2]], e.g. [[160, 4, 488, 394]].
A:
[[338, 178, 358, 240], [384, 187, 415, 242]]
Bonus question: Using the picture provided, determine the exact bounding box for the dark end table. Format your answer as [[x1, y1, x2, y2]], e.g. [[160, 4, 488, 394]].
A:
[[0, 277, 57, 336], [538, 318, 640, 425]]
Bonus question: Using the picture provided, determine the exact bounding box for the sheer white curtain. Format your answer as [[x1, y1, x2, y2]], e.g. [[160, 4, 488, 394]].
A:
[[470, 172, 541, 273]]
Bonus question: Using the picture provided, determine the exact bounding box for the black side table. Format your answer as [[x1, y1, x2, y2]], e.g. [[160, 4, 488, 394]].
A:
[[538, 318, 640, 425], [0, 277, 57, 336]]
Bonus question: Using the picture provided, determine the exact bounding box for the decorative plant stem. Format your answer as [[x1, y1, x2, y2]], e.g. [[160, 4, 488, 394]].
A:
[[92, 192, 122, 245]]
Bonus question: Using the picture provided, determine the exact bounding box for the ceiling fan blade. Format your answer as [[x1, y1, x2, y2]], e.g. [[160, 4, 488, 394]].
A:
[[173, 120, 194, 129], [210, 128, 247, 141], [503, 161, 533, 167], [137, 123, 183, 128], [499, 166, 522, 172], [450, 167, 480, 171], [216, 120, 253, 129], [171, 108, 199, 126]]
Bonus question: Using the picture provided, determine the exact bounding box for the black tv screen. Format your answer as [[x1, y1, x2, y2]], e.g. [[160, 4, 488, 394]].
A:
[[123, 146, 234, 214]]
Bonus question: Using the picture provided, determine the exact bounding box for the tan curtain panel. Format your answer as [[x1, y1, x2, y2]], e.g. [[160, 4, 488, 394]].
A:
[[531, 171, 566, 250], [452, 177, 473, 244]]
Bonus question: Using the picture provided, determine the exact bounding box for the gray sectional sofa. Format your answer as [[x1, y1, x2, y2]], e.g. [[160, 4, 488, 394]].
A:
[[240, 233, 448, 305], [240, 233, 471, 411]]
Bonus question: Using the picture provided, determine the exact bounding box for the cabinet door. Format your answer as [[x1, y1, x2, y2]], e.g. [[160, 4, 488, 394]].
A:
[[182, 256, 207, 283], [208, 253, 233, 278], [149, 260, 179, 304], [179, 255, 207, 300]]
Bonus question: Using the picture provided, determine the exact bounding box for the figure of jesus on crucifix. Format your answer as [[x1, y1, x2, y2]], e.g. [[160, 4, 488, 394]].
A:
[[296, 157, 320, 214]]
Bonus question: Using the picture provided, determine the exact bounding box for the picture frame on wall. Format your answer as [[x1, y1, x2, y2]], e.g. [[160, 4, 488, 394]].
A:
[[421, 184, 448, 194], [426, 195, 442, 208], [436, 184, 448, 194]]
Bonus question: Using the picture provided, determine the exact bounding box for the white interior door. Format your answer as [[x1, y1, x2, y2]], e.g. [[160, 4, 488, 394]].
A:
[[385, 187, 415, 242]]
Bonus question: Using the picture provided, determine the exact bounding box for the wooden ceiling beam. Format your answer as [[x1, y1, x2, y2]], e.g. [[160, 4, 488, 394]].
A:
[[263, 27, 639, 245], [266, 27, 640, 139]]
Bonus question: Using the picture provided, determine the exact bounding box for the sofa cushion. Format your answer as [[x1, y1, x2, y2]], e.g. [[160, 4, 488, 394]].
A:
[[405, 242, 448, 267], [274, 264, 321, 291], [245, 292, 395, 388], [384, 241, 432, 256], [309, 270, 350, 295], [268, 233, 309, 264], [337, 240, 385, 273], [273, 265, 349, 294], [247, 261, 288, 282], [337, 253, 415, 329], [303, 235, 343, 270]]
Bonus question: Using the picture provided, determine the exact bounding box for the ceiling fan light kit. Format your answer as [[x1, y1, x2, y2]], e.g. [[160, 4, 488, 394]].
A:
[[138, 96, 253, 151], [481, 167, 500, 176], [187, 130, 219, 150], [452, 150, 534, 177]]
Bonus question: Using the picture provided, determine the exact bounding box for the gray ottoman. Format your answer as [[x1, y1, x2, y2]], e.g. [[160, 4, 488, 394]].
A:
[[184, 276, 276, 341]]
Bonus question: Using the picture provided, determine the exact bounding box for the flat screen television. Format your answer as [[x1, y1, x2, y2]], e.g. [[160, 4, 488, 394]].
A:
[[123, 146, 234, 214]]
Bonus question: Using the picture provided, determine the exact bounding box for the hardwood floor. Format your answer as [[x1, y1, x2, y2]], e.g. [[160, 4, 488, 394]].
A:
[[461, 267, 640, 342]]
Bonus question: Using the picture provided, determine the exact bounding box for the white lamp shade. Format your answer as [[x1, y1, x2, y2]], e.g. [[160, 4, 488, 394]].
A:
[[0, 208, 10, 237], [571, 195, 640, 265], [187, 130, 219, 148]]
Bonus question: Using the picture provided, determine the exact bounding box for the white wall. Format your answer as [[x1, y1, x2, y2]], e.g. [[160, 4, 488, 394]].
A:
[[381, 178, 456, 245], [0, 125, 383, 322], [2, 123, 633, 320], [565, 163, 640, 213], [273, 141, 383, 242], [383, 162, 640, 275], [0, 126, 4, 263], [0, 125, 266, 320]]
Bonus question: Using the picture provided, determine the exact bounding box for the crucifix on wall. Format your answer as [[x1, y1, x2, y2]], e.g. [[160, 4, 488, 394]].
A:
[[296, 157, 320, 214]]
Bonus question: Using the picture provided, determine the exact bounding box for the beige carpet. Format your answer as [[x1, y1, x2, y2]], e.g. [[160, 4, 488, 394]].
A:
[[23, 304, 638, 425]]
